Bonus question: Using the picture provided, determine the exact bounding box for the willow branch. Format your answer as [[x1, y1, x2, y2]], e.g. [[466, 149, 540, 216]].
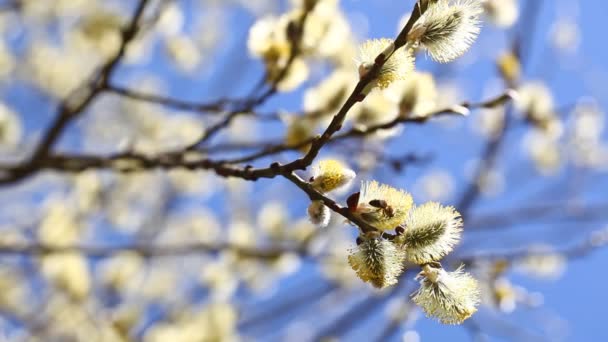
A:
[[105, 84, 234, 113], [0, 241, 300, 260], [456, 227, 608, 264], [467, 202, 608, 231], [239, 282, 336, 331]]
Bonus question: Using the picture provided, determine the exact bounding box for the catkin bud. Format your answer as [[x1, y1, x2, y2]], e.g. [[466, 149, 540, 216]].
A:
[[412, 264, 480, 324], [389, 72, 438, 118], [515, 82, 556, 131], [357, 38, 415, 90], [397, 202, 463, 264], [408, 0, 483, 63], [353, 181, 413, 231], [348, 233, 407, 288], [483, 0, 518, 28], [310, 159, 356, 193], [497, 52, 521, 84], [307, 200, 331, 228]]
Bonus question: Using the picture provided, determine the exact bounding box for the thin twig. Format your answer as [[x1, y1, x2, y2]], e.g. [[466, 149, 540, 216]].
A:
[[0, 241, 299, 260], [105, 84, 234, 113]]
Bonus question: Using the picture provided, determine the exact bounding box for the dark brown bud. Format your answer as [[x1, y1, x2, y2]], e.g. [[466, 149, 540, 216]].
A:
[[347, 192, 361, 212]]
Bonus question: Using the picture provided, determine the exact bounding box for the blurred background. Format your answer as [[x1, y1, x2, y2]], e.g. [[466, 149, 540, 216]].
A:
[[0, 0, 606, 341]]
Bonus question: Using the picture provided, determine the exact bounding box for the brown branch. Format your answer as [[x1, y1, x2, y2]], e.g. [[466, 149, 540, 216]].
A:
[[0, 241, 299, 260], [467, 202, 608, 231], [239, 282, 336, 331], [6, 199, 596, 262], [105, 84, 234, 113], [456, 227, 608, 264], [282, 172, 379, 233]]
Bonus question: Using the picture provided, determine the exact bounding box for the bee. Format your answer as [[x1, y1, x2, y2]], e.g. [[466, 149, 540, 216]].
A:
[[368, 199, 395, 218]]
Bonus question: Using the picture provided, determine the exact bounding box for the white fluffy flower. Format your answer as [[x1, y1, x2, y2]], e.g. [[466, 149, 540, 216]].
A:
[[387, 72, 438, 118], [398, 202, 463, 264], [409, 0, 483, 63], [247, 15, 289, 60], [348, 234, 406, 288], [357, 38, 415, 89], [304, 70, 357, 114], [307, 200, 331, 228], [483, 0, 519, 28], [353, 181, 413, 231], [515, 81, 555, 128], [310, 159, 356, 193], [412, 265, 480, 325]]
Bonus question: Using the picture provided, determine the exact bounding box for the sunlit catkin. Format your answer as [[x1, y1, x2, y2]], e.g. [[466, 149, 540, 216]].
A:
[[412, 264, 480, 324], [348, 234, 406, 288], [408, 0, 483, 63], [357, 38, 415, 90], [310, 159, 356, 193], [483, 0, 519, 28], [353, 181, 413, 231], [397, 202, 463, 264], [389, 72, 438, 118]]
